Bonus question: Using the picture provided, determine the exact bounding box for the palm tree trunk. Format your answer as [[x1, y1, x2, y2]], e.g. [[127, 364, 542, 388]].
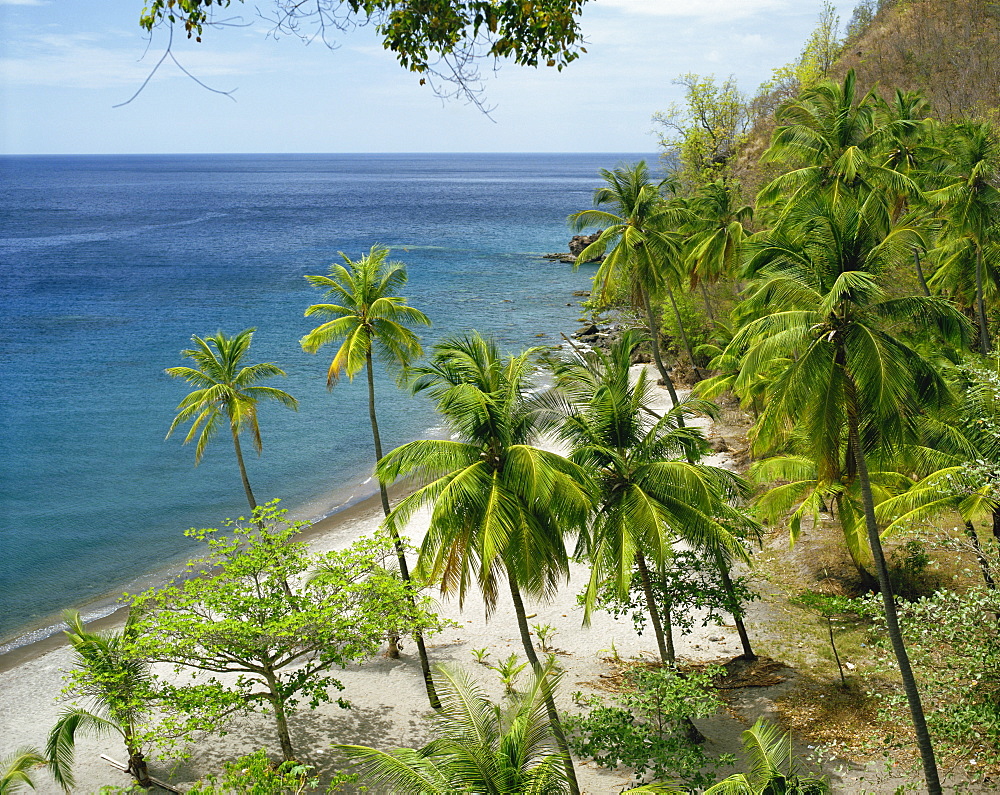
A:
[[913, 248, 931, 298], [977, 245, 991, 354], [365, 354, 440, 708], [847, 403, 941, 794], [635, 552, 673, 664], [508, 572, 580, 795], [125, 749, 152, 788], [663, 283, 701, 378], [640, 289, 682, 415], [230, 426, 257, 512], [963, 521, 996, 590], [700, 282, 716, 324], [715, 551, 756, 660]]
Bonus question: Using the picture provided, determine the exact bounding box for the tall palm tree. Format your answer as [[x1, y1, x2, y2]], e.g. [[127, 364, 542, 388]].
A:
[[166, 328, 297, 512], [376, 332, 591, 795], [550, 330, 751, 665], [758, 69, 918, 214], [727, 193, 969, 795], [47, 611, 156, 790], [300, 244, 438, 702], [684, 180, 753, 323], [339, 662, 570, 794], [568, 162, 685, 405], [928, 121, 1000, 354]]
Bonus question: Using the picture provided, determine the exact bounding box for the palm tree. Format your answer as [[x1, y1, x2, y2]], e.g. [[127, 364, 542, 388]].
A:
[[47, 611, 156, 790], [684, 180, 753, 323], [339, 662, 570, 794], [758, 69, 918, 214], [727, 193, 969, 795], [0, 749, 46, 794], [550, 330, 752, 665], [702, 718, 829, 794], [928, 121, 1000, 354], [166, 328, 297, 512], [300, 244, 438, 701], [376, 332, 591, 795], [568, 162, 686, 405]]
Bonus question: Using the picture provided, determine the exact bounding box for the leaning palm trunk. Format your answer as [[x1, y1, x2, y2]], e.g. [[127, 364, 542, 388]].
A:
[[847, 399, 941, 794], [635, 551, 674, 664], [508, 572, 580, 795], [641, 289, 681, 411], [715, 551, 756, 661], [976, 246, 991, 354], [963, 521, 996, 590], [365, 354, 439, 709]]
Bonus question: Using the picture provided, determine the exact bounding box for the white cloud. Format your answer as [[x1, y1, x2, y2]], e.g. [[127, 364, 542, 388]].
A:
[[0, 32, 267, 90], [595, 0, 791, 19], [0, 0, 49, 6]]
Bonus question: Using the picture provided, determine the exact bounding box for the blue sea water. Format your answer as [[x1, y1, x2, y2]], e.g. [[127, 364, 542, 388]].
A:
[[0, 152, 655, 649]]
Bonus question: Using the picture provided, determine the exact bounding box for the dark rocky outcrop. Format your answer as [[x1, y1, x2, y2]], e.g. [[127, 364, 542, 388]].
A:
[[569, 231, 604, 262]]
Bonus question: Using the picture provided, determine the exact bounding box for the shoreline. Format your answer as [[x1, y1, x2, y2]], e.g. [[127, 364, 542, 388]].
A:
[[0, 371, 767, 795], [0, 478, 419, 675]]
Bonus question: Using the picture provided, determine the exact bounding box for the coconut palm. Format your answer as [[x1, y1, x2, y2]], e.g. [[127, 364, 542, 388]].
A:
[[47, 611, 156, 790], [339, 662, 570, 794], [568, 162, 685, 405], [758, 69, 918, 214], [0, 749, 46, 794], [684, 180, 753, 323], [727, 193, 970, 795], [927, 121, 1000, 353], [550, 330, 752, 665], [166, 328, 297, 512], [300, 244, 438, 701], [376, 332, 592, 795], [702, 718, 829, 794]]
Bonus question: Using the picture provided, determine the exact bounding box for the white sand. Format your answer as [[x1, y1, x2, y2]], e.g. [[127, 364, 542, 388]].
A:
[[0, 372, 751, 794]]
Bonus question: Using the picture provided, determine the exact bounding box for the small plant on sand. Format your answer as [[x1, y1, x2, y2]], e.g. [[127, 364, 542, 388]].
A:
[[490, 653, 529, 695], [789, 590, 858, 690], [186, 749, 355, 794], [470, 647, 491, 665], [565, 664, 731, 789], [532, 623, 558, 653]]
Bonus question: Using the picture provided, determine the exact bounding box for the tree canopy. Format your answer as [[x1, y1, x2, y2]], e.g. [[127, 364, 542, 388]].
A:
[[139, 0, 589, 101]]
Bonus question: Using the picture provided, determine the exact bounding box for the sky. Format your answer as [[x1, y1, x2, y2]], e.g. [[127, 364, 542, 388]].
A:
[[0, 0, 861, 154]]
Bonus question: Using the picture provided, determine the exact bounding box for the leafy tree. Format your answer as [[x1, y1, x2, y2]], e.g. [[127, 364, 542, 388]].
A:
[[728, 192, 970, 794], [0, 748, 47, 794], [566, 665, 728, 790], [129, 502, 439, 762], [702, 718, 829, 794], [186, 748, 354, 794], [138, 0, 588, 104], [855, 587, 1000, 774], [166, 328, 298, 512], [340, 662, 571, 794], [568, 162, 686, 404], [376, 332, 591, 795], [301, 244, 438, 699], [653, 74, 750, 190], [46, 611, 158, 790]]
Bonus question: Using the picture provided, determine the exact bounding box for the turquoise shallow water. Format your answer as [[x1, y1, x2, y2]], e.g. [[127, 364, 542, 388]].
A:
[[0, 152, 655, 647]]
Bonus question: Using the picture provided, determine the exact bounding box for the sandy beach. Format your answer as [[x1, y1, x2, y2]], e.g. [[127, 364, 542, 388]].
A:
[[0, 372, 761, 794]]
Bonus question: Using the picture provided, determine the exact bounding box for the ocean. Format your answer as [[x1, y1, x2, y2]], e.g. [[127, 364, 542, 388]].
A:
[[0, 152, 656, 650]]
